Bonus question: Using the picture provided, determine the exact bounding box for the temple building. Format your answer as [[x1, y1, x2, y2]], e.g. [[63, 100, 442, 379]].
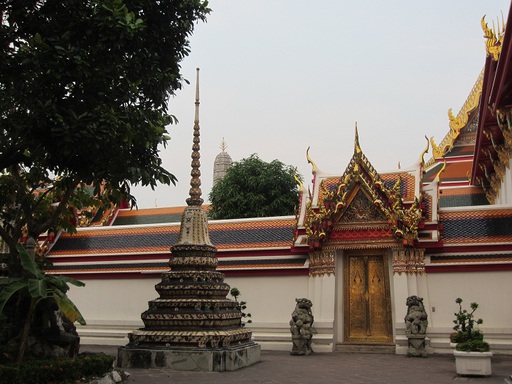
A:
[[44, 5, 512, 355]]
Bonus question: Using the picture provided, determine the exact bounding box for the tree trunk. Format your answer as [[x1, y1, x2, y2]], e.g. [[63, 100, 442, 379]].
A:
[[17, 297, 36, 363]]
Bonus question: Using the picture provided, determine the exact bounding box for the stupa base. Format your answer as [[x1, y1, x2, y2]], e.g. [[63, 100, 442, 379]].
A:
[[117, 343, 260, 372]]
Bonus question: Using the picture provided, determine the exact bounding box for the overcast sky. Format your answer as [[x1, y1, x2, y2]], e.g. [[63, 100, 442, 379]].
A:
[[131, 1, 510, 209]]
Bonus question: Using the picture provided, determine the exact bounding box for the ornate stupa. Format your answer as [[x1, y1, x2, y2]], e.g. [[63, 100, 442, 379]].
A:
[[118, 69, 260, 371]]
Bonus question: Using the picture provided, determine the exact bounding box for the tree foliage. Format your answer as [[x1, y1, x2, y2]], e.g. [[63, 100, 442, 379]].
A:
[[0, 0, 210, 361], [209, 154, 300, 220], [0, 0, 210, 248]]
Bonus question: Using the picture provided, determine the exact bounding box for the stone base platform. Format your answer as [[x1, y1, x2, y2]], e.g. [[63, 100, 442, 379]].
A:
[[335, 343, 396, 354], [117, 343, 260, 372]]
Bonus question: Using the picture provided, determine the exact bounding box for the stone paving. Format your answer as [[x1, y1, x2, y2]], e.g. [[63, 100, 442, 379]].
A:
[[83, 345, 511, 384]]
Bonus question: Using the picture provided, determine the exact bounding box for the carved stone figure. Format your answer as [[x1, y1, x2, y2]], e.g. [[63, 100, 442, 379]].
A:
[[290, 298, 315, 355], [404, 295, 428, 357], [405, 295, 428, 335]]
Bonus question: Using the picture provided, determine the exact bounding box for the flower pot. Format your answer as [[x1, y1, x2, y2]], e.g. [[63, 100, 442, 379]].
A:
[[453, 350, 492, 376]]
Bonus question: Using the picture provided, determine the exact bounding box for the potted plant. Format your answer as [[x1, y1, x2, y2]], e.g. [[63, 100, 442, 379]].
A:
[[451, 298, 492, 376]]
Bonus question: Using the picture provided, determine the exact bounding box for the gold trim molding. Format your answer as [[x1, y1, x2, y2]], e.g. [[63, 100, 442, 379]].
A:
[[430, 69, 484, 160]]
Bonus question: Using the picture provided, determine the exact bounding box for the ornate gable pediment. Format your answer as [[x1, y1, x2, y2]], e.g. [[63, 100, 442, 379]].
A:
[[304, 128, 424, 250], [338, 188, 386, 223]]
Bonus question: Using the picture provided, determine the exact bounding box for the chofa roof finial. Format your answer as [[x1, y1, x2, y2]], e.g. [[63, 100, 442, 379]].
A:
[[354, 122, 362, 155]]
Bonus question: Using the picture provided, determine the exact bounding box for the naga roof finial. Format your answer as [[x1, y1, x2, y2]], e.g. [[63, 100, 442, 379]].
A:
[[419, 135, 430, 167], [186, 68, 203, 207], [354, 122, 362, 155], [435, 159, 447, 183], [306, 147, 317, 174], [293, 167, 303, 192], [481, 14, 505, 61]]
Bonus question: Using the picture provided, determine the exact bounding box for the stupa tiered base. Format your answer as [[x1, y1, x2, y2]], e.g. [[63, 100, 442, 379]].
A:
[[118, 337, 260, 371]]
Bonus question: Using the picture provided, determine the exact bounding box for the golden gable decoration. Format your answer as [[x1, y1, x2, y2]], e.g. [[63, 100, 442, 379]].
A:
[[304, 127, 424, 250]]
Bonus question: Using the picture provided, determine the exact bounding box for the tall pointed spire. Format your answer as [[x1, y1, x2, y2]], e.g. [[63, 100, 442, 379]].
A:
[[187, 68, 203, 207], [120, 69, 259, 371]]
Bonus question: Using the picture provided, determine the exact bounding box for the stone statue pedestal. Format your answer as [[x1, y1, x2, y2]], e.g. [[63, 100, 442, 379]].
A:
[[118, 343, 260, 372], [406, 334, 427, 357], [291, 335, 313, 356]]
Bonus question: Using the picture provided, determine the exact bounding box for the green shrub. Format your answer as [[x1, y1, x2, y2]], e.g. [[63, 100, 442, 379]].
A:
[[0, 353, 114, 384], [230, 287, 252, 327], [456, 339, 491, 353], [450, 329, 483, 343], [451, 297, 488, 350]]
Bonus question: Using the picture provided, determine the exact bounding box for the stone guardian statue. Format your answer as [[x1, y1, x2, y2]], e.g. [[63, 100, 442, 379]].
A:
[[290, 298, 315, 355], [404, 295, 428, 357]]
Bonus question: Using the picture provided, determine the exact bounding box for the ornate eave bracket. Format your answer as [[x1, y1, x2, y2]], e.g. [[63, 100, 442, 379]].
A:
[[477, 107, 512, 203], [392, 248, 425, 275], [308, 250, 335, 277]]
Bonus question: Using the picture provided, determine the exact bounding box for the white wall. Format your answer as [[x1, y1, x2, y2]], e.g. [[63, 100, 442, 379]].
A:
[[68, 278, 159, 325], [426, 271, 512, 329], [68, 269, 512, 354], [224, 275, 309, 324]]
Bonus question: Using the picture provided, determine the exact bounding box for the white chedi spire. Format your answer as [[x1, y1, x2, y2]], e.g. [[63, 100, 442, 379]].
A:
[[213, 138, 233, 185]]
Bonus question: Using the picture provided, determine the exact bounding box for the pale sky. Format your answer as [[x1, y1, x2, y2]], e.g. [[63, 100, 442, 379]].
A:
[[131, 1, 510, 209]]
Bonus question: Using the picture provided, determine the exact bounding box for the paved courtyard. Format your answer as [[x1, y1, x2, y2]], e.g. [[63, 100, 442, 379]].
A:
[[83, 345, 511, 384]]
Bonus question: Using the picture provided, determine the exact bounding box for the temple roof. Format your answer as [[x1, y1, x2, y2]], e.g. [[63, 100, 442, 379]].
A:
[[112, 206, 205, 226], [472, 6, 512, 203], [46, 216, 307, 277], [49, 216, 297, 256]]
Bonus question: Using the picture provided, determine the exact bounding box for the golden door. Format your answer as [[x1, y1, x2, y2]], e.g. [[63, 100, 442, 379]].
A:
[[344, 253, 392, 343]]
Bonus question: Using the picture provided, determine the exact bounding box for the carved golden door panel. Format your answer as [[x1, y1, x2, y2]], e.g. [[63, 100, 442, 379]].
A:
[[344, 253, 392, 343]]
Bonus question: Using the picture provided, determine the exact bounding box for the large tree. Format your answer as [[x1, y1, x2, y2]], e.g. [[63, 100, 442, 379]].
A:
[[209, 154, 300, 220], [0, 0, 210, 361]]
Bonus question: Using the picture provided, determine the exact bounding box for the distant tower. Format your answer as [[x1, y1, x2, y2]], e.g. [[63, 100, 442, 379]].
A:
[[213, 138, 232, 185]]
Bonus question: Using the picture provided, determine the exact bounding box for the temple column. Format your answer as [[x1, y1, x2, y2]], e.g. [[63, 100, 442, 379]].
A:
[[307, 249, 336, 352]]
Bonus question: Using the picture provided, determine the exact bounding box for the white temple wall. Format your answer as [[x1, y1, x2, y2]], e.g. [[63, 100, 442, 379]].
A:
[[68, 278, 157, 345], [223, 275, 309, 325], [69, 278, 157, 323], [70, 275, 313, 350], [424, 270, 512, 354], [426, 271, 512, 328], [66, 269, 512, 354], [224, 274, 316, 351]]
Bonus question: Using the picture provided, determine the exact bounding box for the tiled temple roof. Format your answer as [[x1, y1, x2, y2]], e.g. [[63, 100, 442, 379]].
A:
[[112, 206, 209, 226], [438, 186, 489, 208], [46, 216, 308, 278], [50, 217, 296, 256], [440, 207, 512, 245]]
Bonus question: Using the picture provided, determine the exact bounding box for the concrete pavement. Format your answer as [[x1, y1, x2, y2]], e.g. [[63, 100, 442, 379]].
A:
[[82, 345, 511, 384]]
